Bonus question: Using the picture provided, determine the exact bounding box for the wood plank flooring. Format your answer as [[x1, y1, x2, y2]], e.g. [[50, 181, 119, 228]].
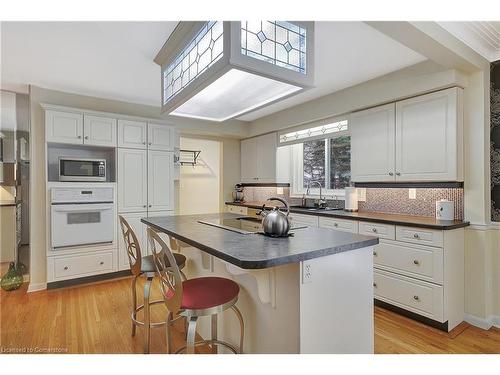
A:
[[1, 277, 499, 354]]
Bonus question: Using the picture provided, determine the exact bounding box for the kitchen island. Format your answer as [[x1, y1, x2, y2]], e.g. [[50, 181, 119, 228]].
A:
[[142, 213, 379, 354]]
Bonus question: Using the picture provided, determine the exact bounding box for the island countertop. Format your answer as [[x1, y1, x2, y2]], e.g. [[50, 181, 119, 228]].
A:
[[141, 213, 379, 269]]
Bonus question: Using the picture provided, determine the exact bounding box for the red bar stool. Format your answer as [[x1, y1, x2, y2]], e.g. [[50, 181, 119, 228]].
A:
[[147, 227, 244, 354], [119, 215, 187, 354]]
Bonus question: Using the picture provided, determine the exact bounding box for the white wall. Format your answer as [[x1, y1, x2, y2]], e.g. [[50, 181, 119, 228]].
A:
[[179, 137, 221, 215]]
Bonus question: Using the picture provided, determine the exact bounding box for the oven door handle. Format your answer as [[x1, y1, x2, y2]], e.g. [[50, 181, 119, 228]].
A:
[[52, 204, 114, 213]]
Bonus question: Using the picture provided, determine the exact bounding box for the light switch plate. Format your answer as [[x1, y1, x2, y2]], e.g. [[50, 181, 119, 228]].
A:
[[276, 187, 284, 195], [409, 188, 417, 199], [357, 188, 366, 202]]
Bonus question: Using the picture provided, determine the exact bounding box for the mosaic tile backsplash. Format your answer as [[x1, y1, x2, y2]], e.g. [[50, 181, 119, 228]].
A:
[[358, 188, 464, 220], [241, 186, 464, 220]]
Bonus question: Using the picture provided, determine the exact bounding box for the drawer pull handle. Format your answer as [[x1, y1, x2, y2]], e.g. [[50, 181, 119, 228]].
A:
[[413, 295, 419, 301], [99, 261, 104, 265], [413, 233, 420, 239], [396, 172, 401, 176], [413, 259, 420, 265], [372, 228, 377, 233], [373, 251, 377, 256], [333, 223, 338, 227], [64, 266, 68, 270], [373, 283, 377, 288], [388, 172, 394, 176]]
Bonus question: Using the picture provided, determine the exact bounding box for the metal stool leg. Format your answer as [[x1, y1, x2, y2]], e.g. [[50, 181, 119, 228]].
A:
[[211, 314, 218, 354], [143, 276, 153, 354], [186, 316, 198, 354], [131, 275, 138, 337], [231, 305, 244, 354], [165, 312, 173, 354]]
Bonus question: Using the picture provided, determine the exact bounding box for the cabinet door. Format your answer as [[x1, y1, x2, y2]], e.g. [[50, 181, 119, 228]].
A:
[[83, 115, 117, 147], [395, 88, 462, 181], [117, 148, 147, 213], [148, 151, 174, 211], [256, 133, 277, 182], [241, 137, 258, 183], [350, 103, 395, 182], [117, 212, 147, 270], [118, 120, 147, 149], [45, 110, 83, 144], [148, 124, 174, 151], [145, 210, 175, 255]]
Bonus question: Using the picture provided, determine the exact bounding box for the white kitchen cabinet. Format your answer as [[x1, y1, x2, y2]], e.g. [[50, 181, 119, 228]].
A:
[[395, 88, 463, 181], [145, 210, 175, 254], [350, 88, 463, 183], [147, 151, 174, 211], [350, 103, 395, 182], [117, 148, 148, 213], [289, 213, 318, 227], [118, 119, 147, 149], [241, 132, 277, 183], [148, 123, 174, 151], [83, 115, 117, 147], [45, 110, 84, 144]]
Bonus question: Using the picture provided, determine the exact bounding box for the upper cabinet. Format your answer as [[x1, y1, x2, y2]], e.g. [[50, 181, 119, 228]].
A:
[[83, 115, 117, 147], [117, 120, 147, 149], [45, 111, 84, 145], [241, 132, 277, 183], [46, 110, 117, 147], [350, 87, 463, 183], [351, 103, 396, 182], [147, 123, 174, 151]]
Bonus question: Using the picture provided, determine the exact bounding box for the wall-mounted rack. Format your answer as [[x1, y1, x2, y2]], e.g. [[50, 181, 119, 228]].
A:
[[180, 149, 201, 166]]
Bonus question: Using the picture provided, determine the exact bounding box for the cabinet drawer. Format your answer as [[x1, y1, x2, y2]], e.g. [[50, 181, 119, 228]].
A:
[[359, 222, 395, 240], [226, 205, 248, 215], [319, 217, 358, 233], [53, 250, 115, 279], [396, 226, 443, 248], [289, 213, 318, 227], [374, 269, 444, 322], [373, 241, 443, 284]]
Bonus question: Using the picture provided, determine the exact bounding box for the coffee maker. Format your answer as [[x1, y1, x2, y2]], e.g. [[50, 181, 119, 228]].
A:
[[232, 184, 245, 202]]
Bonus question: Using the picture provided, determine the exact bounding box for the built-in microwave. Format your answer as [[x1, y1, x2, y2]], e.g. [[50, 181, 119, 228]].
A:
[[59, 157, 106, 182]]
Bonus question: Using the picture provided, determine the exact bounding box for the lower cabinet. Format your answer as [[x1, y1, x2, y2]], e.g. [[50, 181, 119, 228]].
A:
[[47, 248, 118, 282], [289, 213, 319, 227], [319, 216, 358, 233]]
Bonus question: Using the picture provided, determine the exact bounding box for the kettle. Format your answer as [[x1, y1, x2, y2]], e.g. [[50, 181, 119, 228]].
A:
[[259, 197, 291, 237], [232, 184, 245, 202]]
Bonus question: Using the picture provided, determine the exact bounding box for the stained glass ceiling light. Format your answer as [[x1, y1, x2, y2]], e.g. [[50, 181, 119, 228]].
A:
[[154, 21, 314, 122]]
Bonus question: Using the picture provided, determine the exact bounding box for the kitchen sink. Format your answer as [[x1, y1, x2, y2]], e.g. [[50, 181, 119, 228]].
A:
[[290, 206, 343, 211]]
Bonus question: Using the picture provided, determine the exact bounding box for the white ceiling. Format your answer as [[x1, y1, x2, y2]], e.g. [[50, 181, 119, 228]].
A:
[[438, 21, 500, 62], [1, 21, 425, 122]]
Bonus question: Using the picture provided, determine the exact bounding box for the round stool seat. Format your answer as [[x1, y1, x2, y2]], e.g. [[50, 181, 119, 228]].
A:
[[181, 277, 240, 310], [141, 253, 186, 273]]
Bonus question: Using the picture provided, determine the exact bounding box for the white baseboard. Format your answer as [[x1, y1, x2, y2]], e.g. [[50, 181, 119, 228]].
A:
[[27, 282, 47, 293], [464, 314, 500, 330]]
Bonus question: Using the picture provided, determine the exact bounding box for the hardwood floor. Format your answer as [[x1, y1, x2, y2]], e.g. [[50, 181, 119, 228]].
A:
[[1, 277, 499, 354]]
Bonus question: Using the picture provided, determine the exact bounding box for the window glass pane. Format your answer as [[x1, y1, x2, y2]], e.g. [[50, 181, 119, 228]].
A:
[[329, 136, 351, 189], [303, 140, 325, 188]]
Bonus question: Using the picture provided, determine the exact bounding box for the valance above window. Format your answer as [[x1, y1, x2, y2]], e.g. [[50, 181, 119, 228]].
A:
[[278, 116, 349, 146]]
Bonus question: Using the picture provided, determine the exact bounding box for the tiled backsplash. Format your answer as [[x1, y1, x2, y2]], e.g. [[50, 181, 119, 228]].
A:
[[358, 188, 464, 220], [241, 186, 464, 220]]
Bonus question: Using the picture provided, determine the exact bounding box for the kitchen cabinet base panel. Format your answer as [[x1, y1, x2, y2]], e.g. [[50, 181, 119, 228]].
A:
[[47, 269, 132, 290]]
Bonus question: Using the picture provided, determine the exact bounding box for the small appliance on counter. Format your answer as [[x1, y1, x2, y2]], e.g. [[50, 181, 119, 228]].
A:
[[259, 197, 291, 237], [232, 183, 245, 202], [436, 199, 454, 220], [344, 187, 358, 212]]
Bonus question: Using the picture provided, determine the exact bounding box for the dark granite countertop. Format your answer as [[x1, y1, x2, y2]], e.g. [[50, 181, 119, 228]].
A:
[[225, 201, 469, 230], [141, 213, 379, 270]]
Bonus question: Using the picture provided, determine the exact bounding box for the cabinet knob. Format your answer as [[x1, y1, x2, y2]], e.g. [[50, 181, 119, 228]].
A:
[[143, 205, 147, 208], [77, 135, 82, 139], [373, 282, 377, 288], [84, 136, 89, 140], [413, 233, 420, 239], [148, 205, 152, 208], [413, 295, 419, 301], [143, 142, 146, 145], [388, 172, 394, 176], [99, 261, 104, 265], [64, 266, 68, 270], [373, 251, 377, 256], [148, 142, 152, 145], [333, 223, 338, 227], [396, 172, 401, 176], [372, 228, 377, 233], [413, 259, 420, 265]]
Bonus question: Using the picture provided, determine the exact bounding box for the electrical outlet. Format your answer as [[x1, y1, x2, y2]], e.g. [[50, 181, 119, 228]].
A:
[[302, 262, 312, 284], [357, 188, 366, 202], [276, 187, 284, 195], [409, 188, 417, 199]]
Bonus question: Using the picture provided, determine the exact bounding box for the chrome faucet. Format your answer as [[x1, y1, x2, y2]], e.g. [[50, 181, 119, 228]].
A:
[[306, 181, 327, 208]]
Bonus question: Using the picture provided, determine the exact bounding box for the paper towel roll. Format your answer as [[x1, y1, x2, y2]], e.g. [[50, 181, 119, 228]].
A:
[[344, 187, 358, 212]]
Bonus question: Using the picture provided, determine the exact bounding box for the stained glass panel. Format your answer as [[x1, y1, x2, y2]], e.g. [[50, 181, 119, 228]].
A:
[[279, 120, 348, 144], [241, 21, 307, 74], [163, 21, 224, 105]]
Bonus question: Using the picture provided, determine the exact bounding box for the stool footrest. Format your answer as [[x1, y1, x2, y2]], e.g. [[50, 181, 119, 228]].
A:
[[175, 339, 240, 354]]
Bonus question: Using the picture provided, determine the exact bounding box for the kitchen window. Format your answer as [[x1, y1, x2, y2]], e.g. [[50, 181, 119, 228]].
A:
[[281, 118, 351, 198]]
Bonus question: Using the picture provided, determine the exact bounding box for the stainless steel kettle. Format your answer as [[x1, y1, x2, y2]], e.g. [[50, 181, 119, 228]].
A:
[[259, 197, 291, 237]]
